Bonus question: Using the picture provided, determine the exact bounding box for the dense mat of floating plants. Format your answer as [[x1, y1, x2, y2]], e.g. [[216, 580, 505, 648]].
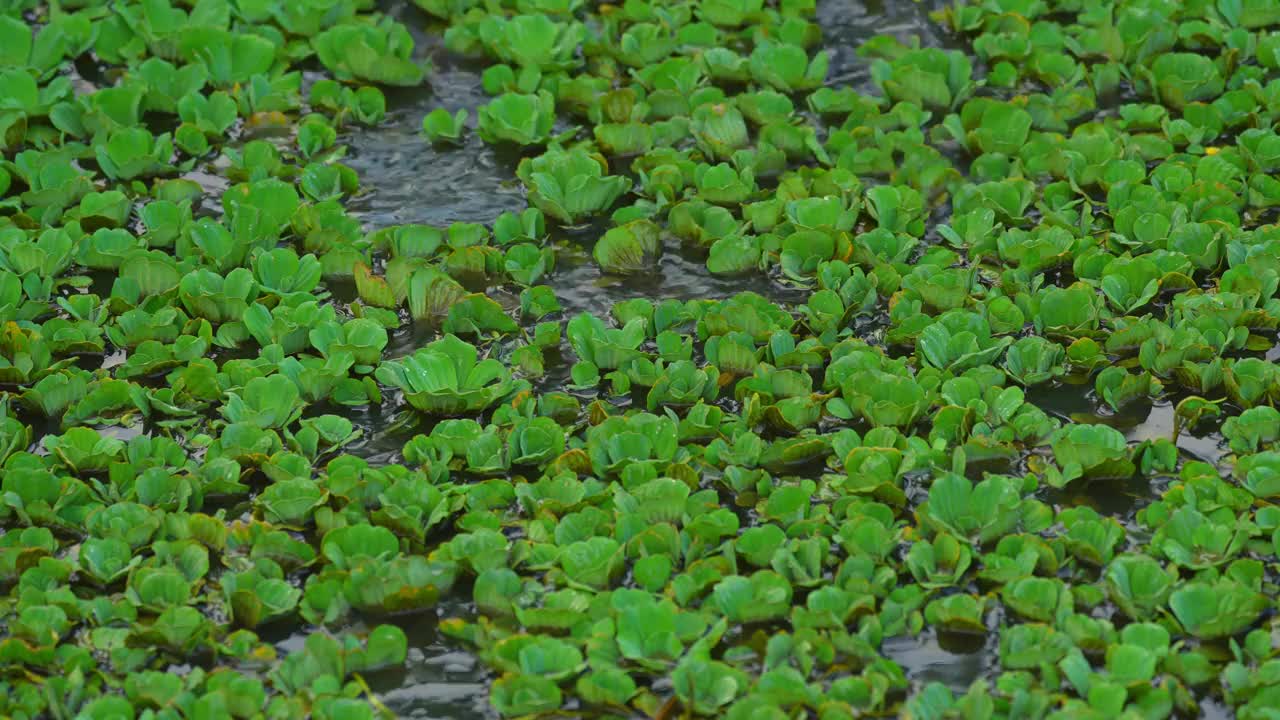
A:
[[5, 0, 1280, 717]]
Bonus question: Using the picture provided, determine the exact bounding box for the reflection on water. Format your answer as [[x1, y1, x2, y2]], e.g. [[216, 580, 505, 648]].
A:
[[379, 651, 494, 720], [553, 236, 809, 317], [882, 629, 991, 692], [271, 607, 496, 720], [367, 612, 496, 720], [817, 0, 953, 89], [344, 115, 527, 229], [1029, 384, 1228, 467], [1127, 401, 1227, 466], [341, 5, 526, 229], [1029, 384, 1228, 520], [1199, 698, 1235, 720], [311, 396, 424, 467]]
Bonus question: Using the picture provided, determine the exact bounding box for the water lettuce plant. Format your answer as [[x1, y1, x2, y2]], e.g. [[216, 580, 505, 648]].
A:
[[375, 334, 524, 415]]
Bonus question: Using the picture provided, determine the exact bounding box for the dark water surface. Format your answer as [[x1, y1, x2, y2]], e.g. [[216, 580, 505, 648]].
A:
[[331, 1, 1234, 717], [341, 2, 526, 230], [271, 601, 494, 720]]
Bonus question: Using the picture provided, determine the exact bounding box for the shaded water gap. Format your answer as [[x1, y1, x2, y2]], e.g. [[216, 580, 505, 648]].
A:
[[1028, 383, 1230, 522], [265, 599, 498, 720], [552, 228, 811, 317], [342, 0, 528, 230], [818, 0, 956, 90], [303, 394, 425, 466], [1029, 383, 1229, 468], [881, 626, 994, 694]]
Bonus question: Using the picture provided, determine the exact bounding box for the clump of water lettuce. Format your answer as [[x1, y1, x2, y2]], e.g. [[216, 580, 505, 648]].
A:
[[3, 0, 1280, 719]]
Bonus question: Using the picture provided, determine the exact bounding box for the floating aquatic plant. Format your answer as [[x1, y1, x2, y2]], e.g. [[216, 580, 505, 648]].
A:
[[3, 0, 1280, 718]]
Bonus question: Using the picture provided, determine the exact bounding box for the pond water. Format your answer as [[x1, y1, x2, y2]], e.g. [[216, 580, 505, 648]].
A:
[[270, 600, 495, 720], [322, 0, 1235, 717]]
